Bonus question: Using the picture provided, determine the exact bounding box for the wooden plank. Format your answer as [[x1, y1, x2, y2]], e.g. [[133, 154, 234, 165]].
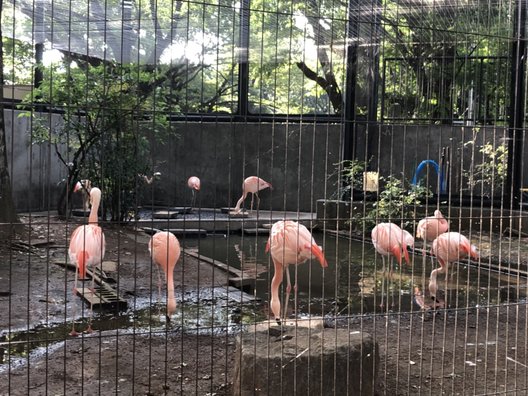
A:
[[165, 228, 207, 237], [229, 277, 255, 288], [185, 249, 244, 278], [175, 207, 192, 214], [16, 239, 55, 248], [152, 210, 179, 219], [141, 227, 207, 237], [140, 227, 163, 236], [213, 286, 259, 303], [74, 284, 128, 310], [242, 227, 269, 235]]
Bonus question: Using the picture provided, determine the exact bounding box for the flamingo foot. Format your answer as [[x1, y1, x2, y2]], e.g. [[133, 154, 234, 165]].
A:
[[85, 325, 94, 334], [69, 328, 80, 337], [275, 318, 282, 326]]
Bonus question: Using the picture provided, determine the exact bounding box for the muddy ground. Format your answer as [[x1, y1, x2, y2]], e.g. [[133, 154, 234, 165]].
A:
[[1, 214, 528, 395]]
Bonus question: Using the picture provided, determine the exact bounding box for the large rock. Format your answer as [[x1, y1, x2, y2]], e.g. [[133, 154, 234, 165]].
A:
[[232, 325, 378, 395]]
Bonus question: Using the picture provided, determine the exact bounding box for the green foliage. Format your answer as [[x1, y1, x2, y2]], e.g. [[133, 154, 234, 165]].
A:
[[336, 159, 367, 199], [363, 176, 432, 230], [464, 138, 508, 197], [21, 61, 174, 221], [2, 37, 34, 85]]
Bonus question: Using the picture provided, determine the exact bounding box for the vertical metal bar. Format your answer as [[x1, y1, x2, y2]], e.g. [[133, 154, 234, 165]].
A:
[[507, 0, 526, 209], [237, 0, 250, 118], [343, 0, 358, 162]]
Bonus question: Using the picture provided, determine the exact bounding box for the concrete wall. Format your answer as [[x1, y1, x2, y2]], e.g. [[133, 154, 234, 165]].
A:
[[4, 109, 67, 212], [363, 124, 527, 198], [5, 112, 343, 213], [148, 122, 343, 212], [6, 109, 526, 213]]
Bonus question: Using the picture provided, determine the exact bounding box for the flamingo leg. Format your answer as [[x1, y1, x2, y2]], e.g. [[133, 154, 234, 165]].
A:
[[270, 260, 284, 324], [250, 193, 254, 212], [190, 190, 196, 210], [86, 267, 95, 333], [70, 266, 80, 336], [156, 265, 163, 316], [389, 257, 395, 308], [379, 255, 386, 310], [255, 193, 260, 211], [283, 266, 292, 320]]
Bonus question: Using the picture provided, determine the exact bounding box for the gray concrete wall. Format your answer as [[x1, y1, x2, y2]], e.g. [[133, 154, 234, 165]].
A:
[[4, 109, 67, 212], [5, 113, 343, 213], [6, 109, 526, 213], [365, 124, 525, 198], [148, 122, 343, 212]]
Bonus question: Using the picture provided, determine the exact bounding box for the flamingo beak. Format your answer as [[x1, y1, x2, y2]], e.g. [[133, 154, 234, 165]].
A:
[[310, 244, 328, 268], [73, 182, 82, 193], [265, 240, 270, 253], [402, 244, 410, 266]]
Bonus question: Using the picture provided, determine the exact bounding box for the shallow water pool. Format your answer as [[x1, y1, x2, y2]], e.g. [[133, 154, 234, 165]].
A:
[[184, 233, 528, 317]]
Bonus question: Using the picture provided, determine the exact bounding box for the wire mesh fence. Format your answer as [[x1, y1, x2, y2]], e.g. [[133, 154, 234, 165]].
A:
[[1, 0, 528, 394]]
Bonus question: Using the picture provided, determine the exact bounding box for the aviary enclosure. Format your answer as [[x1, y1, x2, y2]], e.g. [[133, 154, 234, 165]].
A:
[[1, 0, 527, 394]]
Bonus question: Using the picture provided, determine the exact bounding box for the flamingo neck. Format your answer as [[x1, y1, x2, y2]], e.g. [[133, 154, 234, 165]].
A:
[[89, 195, 100, 224], [270, 260, 284, 319], [165, 270, 176, 315]]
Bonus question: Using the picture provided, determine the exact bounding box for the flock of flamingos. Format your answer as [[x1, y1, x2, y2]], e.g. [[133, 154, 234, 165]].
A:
[[67, 175, 479, 334]]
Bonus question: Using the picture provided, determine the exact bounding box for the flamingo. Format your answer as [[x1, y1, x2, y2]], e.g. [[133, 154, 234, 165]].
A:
[[416, 209, 449, 254], [68, 183, 106, 336], [371, 222, 414, 308], [429, 232, 479, 304], [187, 176, 200, 210], [372, 222, 414, 269], [139, 172, 162, 185], [148, 231, 181, 320], [233, 176, 272, 214], [265, 220, 328, 323]]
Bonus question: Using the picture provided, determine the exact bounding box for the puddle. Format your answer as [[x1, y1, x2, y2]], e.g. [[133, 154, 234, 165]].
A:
[[184, 234, 528, 316], [0, 287, 265, 367]]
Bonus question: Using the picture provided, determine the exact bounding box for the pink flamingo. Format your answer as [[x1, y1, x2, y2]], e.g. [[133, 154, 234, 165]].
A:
[[416, 210, 449, 255], [372, 222, 414, 308], [187, 176, 201, 209], [372, 222, 414, 269], [429, 232, 479, 304], [265, 220, 328, 323], [148, 231, 181, 320], [233, 176, 272, 214], [69, 183, 106, 336], [416, 210, 449, 242]]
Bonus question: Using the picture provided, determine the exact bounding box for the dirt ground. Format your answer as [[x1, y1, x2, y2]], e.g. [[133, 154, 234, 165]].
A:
[[1, 214, 528, 395]]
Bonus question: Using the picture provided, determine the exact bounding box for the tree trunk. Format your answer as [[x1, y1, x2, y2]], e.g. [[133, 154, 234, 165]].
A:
[[0, 0, 21, 238]]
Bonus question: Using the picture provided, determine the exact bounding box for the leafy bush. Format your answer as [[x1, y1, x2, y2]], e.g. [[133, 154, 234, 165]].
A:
[[337, 159, 367, 199], [361, 176, 432, 231], [464, 140, 508, 198]]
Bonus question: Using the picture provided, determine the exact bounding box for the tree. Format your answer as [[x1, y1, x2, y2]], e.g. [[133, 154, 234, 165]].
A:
[[24, 59, 199, 221], [0, 0, 20, 237]]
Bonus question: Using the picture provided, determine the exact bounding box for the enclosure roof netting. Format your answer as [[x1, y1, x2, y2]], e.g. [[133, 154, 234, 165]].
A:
[[4, 0, 197, 64], [3, 0, 514, 64]]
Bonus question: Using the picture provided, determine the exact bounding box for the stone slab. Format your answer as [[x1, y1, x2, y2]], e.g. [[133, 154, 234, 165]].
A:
[[232, 326, 378, 396]]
